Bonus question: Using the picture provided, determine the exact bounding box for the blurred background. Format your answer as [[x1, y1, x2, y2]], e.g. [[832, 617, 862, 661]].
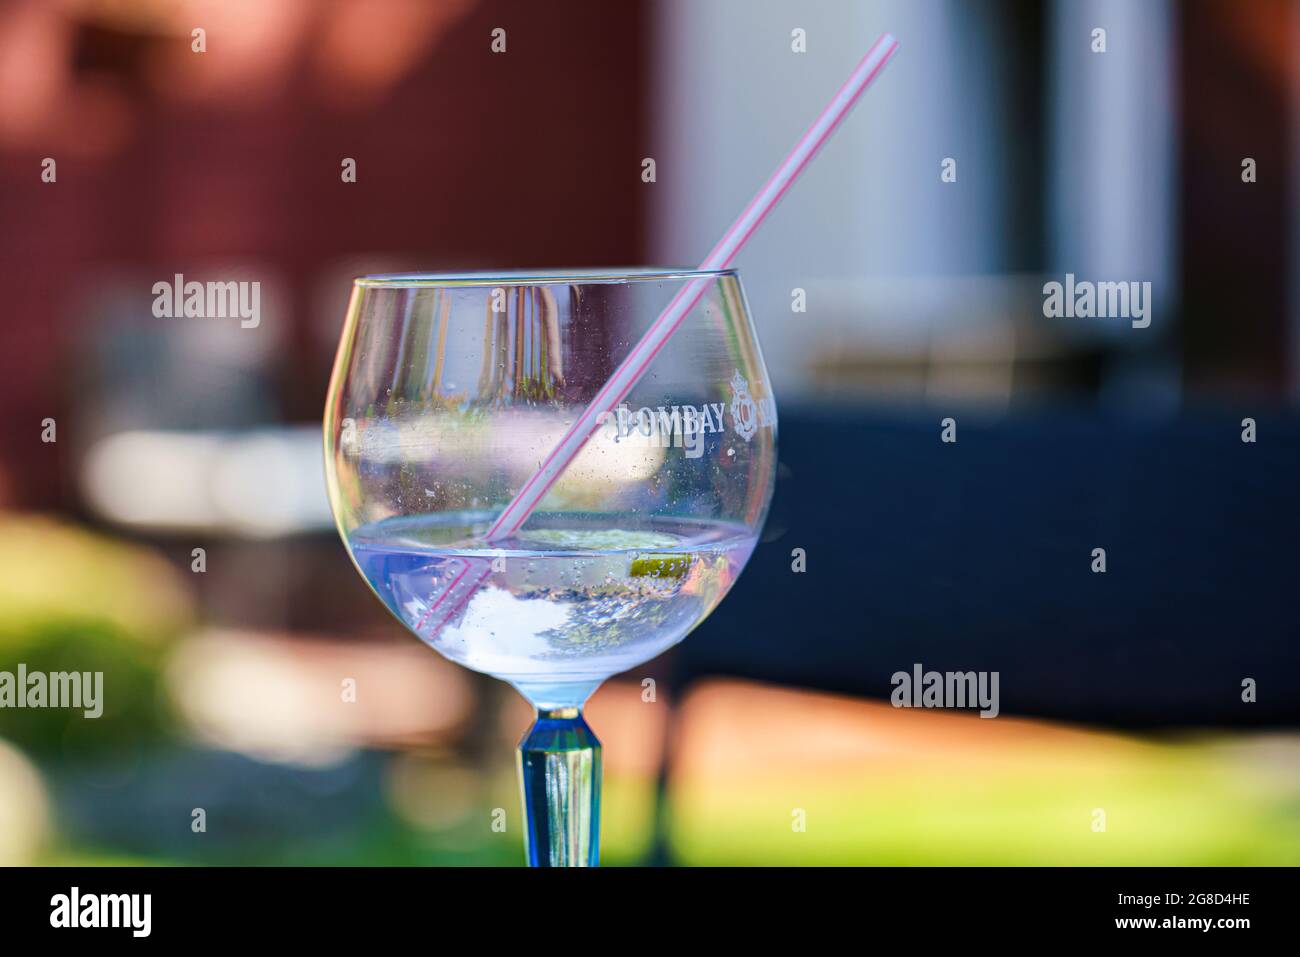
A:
[[1, 0, 1298, 866]]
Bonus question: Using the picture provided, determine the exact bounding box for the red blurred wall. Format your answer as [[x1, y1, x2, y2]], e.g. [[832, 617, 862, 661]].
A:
[[0, 0, 648, 506]]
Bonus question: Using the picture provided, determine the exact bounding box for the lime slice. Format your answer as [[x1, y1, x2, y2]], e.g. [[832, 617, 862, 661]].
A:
[[629, 553, 693, 579]]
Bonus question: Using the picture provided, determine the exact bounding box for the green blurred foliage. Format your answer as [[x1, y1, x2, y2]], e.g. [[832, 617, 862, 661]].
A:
[[667, 739, 1300, 865], [0, 515, 193, 755]]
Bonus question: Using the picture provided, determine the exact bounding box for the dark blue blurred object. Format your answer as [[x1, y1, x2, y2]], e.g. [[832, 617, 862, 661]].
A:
[[675, 405, 1300, 728]]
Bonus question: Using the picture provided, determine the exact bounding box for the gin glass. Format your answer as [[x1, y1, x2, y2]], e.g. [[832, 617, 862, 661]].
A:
[[323, 269, 776, 865]]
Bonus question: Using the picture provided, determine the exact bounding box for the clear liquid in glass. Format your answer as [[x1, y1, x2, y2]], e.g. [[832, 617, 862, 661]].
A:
[[347, 512, 757, 707]]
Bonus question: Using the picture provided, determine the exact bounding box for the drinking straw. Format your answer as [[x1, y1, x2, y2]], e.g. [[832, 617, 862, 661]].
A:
[[485, 32, 899, 542], [415, 33, 899, 636]]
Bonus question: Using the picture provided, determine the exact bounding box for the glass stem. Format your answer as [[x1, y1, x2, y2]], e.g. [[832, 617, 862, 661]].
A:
[[517, 707, 601, 866]]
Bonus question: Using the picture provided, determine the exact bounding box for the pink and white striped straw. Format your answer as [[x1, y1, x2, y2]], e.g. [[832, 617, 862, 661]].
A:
[[484, 32, 899, 543]]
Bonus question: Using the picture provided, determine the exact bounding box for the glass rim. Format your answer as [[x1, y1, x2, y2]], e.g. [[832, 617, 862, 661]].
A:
[[353, 266, 738, 288]]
